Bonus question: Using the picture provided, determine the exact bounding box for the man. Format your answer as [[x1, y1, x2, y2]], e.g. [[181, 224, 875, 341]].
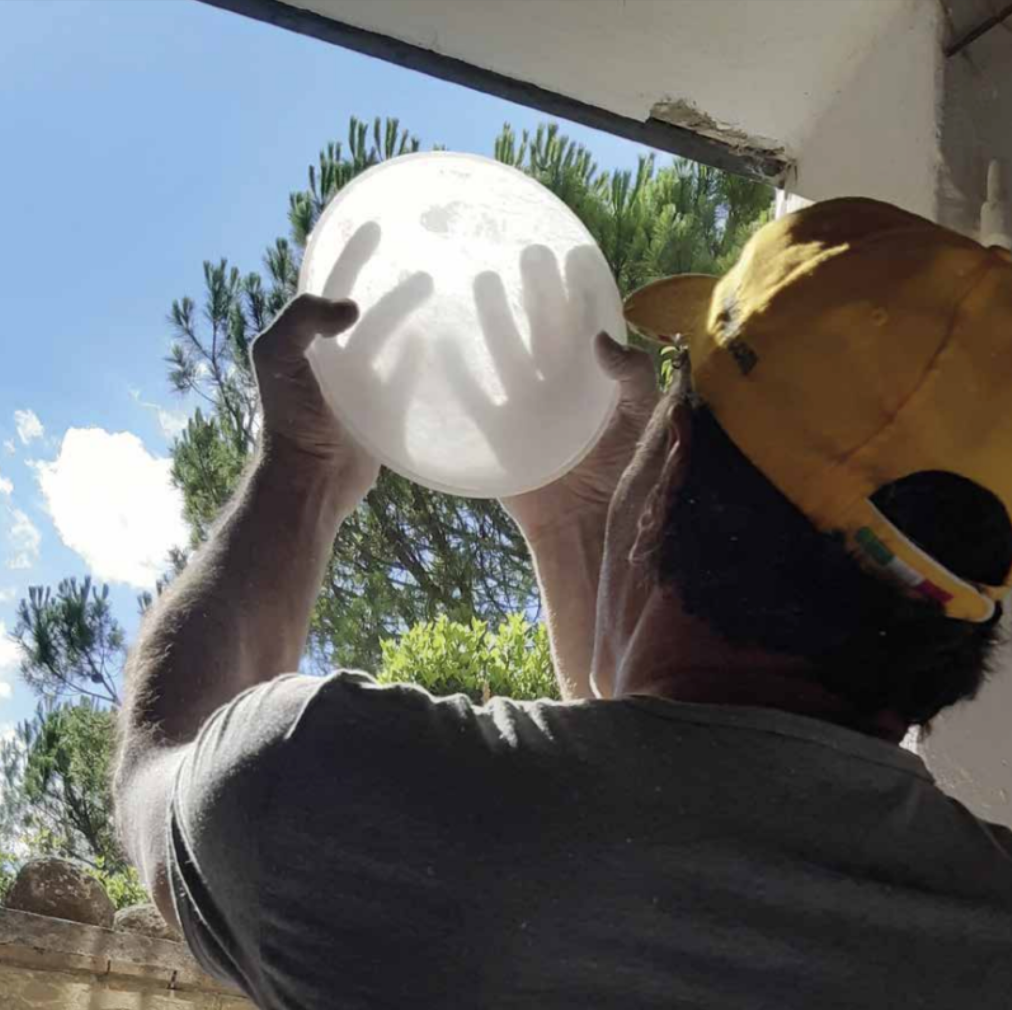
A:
[[115, 198, 1012, 1008]]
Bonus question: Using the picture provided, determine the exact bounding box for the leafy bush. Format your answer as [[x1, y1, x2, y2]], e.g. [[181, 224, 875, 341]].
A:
[[87, 858, 148, 910], [378, 613, 558, 703], [0, 850, 18, 904], [2, 700, 121, 867]]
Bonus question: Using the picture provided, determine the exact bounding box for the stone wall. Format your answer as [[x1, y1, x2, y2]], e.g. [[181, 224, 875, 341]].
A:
[[0, 906, 252, 1009], [0, 857, 252, 1009]]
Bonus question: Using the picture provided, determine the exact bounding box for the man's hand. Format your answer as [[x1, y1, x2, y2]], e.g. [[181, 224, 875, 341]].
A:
[[253, 293, 380, 500], [503, 333, 659, 546]]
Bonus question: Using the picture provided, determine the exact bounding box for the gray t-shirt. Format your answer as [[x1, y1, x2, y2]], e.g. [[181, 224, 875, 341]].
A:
[[168, 672, 1012, 1009]]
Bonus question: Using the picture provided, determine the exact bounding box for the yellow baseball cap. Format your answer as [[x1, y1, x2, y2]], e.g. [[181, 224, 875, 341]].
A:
[[624, 197, 1012, 623]]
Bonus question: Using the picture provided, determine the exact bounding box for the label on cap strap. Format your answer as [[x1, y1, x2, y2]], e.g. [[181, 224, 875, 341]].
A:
[[854, 527, 954, 605]]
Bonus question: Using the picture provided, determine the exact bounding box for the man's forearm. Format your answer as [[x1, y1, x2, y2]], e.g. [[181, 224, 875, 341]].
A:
[[527, 519, 605, 701], [122, 444, 351, 749]]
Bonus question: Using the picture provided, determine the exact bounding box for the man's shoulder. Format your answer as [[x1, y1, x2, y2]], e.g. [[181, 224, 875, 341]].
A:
[[173, 671, 582, 815], [290, 671, 594, 760]]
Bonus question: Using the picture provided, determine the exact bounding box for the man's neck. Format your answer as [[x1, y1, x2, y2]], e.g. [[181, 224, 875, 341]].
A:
[[611, 592, 909, 743], [623, 667, 908, 743]]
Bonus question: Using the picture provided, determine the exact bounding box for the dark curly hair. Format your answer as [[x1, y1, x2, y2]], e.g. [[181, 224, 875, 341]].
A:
[[653, 388, 1011, 727]]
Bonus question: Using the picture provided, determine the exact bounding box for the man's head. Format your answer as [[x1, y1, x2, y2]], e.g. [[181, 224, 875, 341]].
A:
[[593, 199, 1012, 730]]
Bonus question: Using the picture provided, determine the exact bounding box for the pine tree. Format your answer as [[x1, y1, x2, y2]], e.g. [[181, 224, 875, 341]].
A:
[[163, 116, 771, 670]]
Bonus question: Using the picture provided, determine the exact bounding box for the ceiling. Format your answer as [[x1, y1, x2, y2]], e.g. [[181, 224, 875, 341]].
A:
[[203, 0, 931, 184]]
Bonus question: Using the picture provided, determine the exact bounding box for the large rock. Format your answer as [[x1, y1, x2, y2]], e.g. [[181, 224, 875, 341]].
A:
[[5, 857, 115, 928], [114, 902, 181, 942]]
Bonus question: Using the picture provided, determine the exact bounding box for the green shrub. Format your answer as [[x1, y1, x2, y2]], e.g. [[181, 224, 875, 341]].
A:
[[87, 858, 148, 910], [378, 614, 558, 703]]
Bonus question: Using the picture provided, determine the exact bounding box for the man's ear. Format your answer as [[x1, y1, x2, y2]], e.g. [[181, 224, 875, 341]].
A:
[[629, 401, 693, 562]]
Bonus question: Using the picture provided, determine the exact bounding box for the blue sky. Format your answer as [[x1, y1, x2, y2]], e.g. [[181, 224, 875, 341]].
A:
[[0, 0, 661, 730]]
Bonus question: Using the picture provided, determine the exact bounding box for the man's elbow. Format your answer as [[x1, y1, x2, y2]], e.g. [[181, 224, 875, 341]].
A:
[[111, 729, 186, 926]]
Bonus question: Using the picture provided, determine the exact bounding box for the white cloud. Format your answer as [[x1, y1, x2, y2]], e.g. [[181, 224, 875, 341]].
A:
[[128, 389, 188, 440], [6, 508, 40, 571], [0, 587, 16, 604], [36, 428, 188, 588], [13, 409, 44, 446], [0, 475, 11, 496], [0, 622, 19, 700], [2, 440, 14, 456], [155, 408, 188, 439]]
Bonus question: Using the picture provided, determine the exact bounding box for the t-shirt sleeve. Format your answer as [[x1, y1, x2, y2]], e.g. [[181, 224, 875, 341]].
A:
[[166, 673, 340, 994], [165, 669, 555, 1004]]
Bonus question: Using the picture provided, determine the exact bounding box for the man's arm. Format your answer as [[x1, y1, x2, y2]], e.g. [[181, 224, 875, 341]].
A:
[[523, 519, 605, 700], [504, 334, 657, 700], [121, 446, 349, 748], [114, 295, 379, 921]]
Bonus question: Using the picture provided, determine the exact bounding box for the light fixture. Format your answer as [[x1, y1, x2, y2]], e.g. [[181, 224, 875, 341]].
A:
[[980, 159, 1011, 250]]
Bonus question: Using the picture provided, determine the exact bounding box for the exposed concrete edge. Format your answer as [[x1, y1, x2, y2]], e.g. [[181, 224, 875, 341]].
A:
[[0, 907, 244, 998], [195, 0, 793, 184], [650, 98, 788, 164]]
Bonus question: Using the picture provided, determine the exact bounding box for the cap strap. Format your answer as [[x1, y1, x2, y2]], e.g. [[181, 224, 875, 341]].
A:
[[843, 499, 1006, 623]]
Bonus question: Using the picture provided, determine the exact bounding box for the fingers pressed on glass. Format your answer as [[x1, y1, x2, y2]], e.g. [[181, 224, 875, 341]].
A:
[[376, 338, 425, 463], [565, 245, 609, 349], [323, 221, 382, 301], [474, 270, 534, 398], [343, 271, 434, 367], [437, 337, 523, 471], [520, 244, 568, 377]]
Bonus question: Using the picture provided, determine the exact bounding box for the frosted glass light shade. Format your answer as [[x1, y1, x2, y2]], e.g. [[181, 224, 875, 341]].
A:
[[299, 152, 625, 498]]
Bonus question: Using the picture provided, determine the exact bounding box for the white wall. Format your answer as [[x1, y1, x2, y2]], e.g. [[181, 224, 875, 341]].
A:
[[915, 7, 1012, 826], [923, 643, 1012, 824], [937, 2, 1012, 237], [786, 0, 942, 216]]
